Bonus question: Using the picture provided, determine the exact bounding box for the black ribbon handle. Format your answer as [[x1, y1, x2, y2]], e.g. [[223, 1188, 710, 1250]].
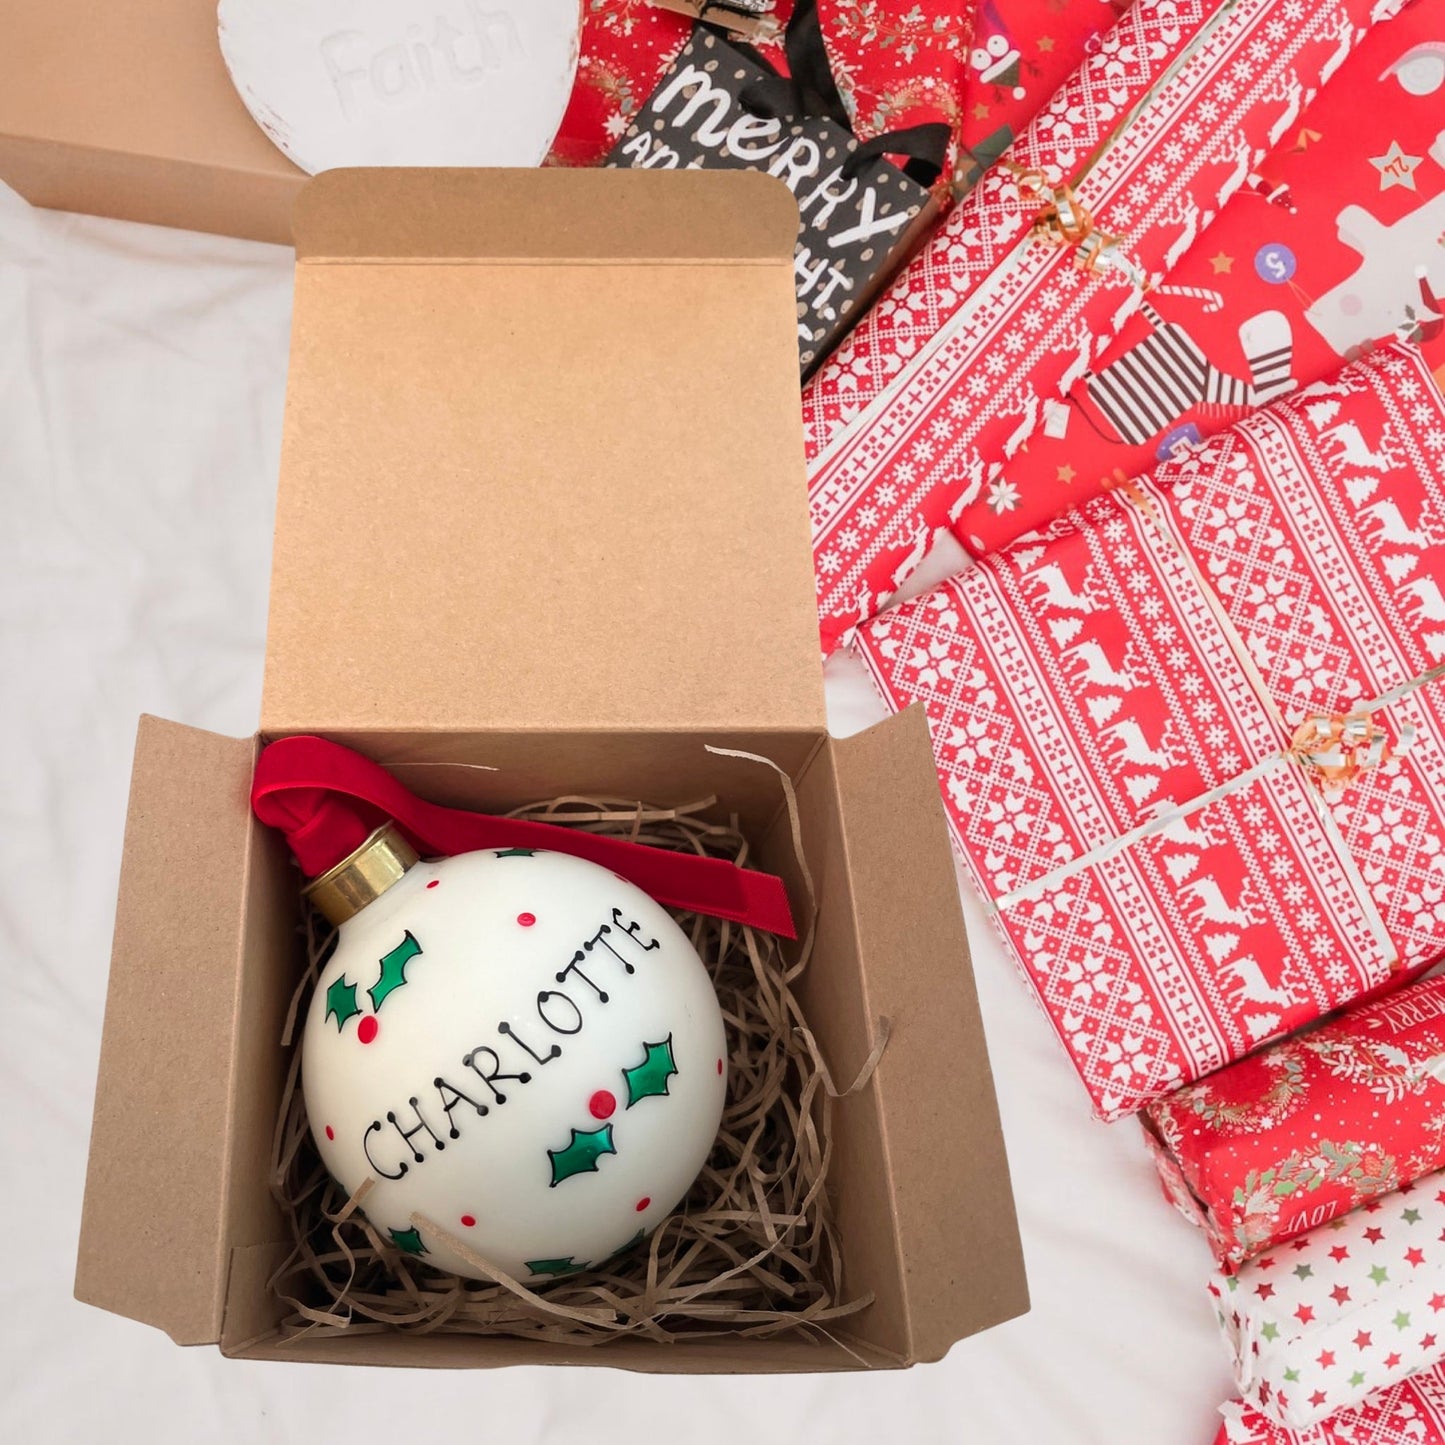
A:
[[731, 0, 949, 187]]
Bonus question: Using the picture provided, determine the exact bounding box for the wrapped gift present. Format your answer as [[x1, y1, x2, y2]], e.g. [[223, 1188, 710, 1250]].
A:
[[853, 343, 1445, 1118], [804, 0, 1403, 656], [955, 2, 1445, 554], [1145, 974, 1445, 1272], [1211, 1177, 1445, 1429], [606, 28, 937, 374], [956, 0, 1132, 192], [816, 0, 978, 191], [1217, 1368, 1445, 1445], [547, 3, 727, 168], [550, 0, 978, 178]]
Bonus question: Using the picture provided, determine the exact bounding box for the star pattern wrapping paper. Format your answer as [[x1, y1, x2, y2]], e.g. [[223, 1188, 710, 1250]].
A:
[[853, 343, 1445, 1119], [1213, 1177, 1445, 1429], [1216, 1364, 1445, 1443], [1145, 973, 1445, 1272], [804, 0, 1404, 656], [955, 1, 1445, 554]]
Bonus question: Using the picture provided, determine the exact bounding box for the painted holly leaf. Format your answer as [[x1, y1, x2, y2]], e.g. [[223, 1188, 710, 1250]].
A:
[[325, 975, 360, 1031], [494, 847, 537, 858], [526, 1256, 588, 1277], [369, 930, 422, 1013], [548, 1123, 616, 1187], [623, 1035, 677, 1108], [390, 1226, 427, 1256]]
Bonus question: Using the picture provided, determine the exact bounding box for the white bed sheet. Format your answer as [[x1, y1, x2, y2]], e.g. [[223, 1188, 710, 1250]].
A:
[[0, 181, 1237, 1444]]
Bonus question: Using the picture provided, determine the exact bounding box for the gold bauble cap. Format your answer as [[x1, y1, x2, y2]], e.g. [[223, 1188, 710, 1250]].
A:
[[303, 823, 420, 925]]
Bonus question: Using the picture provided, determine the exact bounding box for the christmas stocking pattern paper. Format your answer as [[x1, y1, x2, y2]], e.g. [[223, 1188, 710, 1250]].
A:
[[803, 0, 1398, 655], [954, 2, 1445, 554]]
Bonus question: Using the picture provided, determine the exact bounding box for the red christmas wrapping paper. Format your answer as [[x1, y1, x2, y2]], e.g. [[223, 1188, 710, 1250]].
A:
[[817, 0, 976, 189], [853, 343, 1445, 1119], [804, 0, 1400, 657], [1144, 973, 1445, 1272], [955, 2, 1445, 554], [548, 3, 791, 169], [1210, 1178, 1445, 1428], [1217, 1366, 1445, 1445], [957, 0, 1133, 191], [546, 1, 978, 179]]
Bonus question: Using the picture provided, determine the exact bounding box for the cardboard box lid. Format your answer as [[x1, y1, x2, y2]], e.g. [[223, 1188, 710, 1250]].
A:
[[261, 168, 826, 737], [0, 0, 297, 182]]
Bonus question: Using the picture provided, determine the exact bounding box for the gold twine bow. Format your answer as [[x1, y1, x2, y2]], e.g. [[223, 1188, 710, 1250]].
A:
[[1007, 163, 1147, 290], [1288, 711, 1416, 800]]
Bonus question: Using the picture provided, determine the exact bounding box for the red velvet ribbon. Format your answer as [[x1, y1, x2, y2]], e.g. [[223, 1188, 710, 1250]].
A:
[[251, 735, 796, 938]]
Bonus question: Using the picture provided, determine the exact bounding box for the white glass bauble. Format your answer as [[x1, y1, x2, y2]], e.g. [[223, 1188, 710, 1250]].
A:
[[301, 846, 727, 1282], [217, 0, 581, 175]]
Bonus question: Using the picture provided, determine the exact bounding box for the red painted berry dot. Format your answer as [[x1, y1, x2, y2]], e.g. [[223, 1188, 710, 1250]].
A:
[[635, 1197, 651, 1213], [460, 1215, 476, 1228], [517, 912, 536, 927], [357, 1015, 379, 1045], [589, 1089, 616, 1120], [426, 879, 439, 890], [324, 1125, 335, 1141], [717, 1058, 724, 1075]]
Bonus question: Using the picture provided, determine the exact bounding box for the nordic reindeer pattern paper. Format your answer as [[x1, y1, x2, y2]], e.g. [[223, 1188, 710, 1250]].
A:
[[854, 343, 1445, 1119]]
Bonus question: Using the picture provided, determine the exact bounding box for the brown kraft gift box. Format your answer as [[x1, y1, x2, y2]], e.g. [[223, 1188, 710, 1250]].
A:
[[1, 0, 303, 242], [72, 168, 1027, 1370]]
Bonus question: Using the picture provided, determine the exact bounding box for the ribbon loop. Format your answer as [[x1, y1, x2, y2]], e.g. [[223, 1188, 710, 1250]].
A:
[[1288, 711, 1416, 800], [252, 735, 797, 938], [1010, 165, 1147, 289]]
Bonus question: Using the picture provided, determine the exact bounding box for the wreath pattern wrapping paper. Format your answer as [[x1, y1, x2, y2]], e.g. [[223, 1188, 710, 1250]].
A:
[[1212, 1177, 1445, 1429], [803, 0, 1404, 656], [853, 343, 1445, 1119], [1145, 973, 1445, 1272]]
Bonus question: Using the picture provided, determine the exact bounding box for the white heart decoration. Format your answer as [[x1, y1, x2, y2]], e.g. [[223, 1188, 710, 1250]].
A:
[[218, 0, 581, 175]]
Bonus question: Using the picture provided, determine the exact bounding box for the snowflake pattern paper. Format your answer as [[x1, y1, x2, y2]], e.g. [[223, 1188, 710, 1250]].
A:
[[804, 0, 1402, 655], [853, 344, 1445, 1118], [1217, 1365, 1445, 1444], [820, 0, 977, 191]]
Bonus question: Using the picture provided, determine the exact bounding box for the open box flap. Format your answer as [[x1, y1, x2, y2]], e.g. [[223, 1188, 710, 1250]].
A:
[[74, 716, 261, 1345], [831, 707, 1029, 1358], [261, 168, 825, 738]]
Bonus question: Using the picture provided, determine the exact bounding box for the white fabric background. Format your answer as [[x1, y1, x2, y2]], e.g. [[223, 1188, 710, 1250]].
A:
[[0, 183, 1237, 1443]]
